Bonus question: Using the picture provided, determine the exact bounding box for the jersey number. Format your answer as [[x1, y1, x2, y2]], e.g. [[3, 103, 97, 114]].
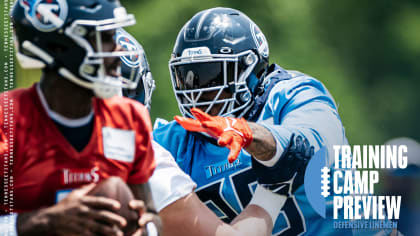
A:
[[196, 168, 306, 236]]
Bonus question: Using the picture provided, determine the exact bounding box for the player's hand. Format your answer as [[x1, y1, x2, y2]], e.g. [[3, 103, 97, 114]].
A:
[[175, 108, 253, 163], [129, 200, 161, 236], [17, 183, 127, 236]]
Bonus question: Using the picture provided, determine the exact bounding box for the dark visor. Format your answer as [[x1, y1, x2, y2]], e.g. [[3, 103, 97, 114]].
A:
[[174, 62, 236, 90]]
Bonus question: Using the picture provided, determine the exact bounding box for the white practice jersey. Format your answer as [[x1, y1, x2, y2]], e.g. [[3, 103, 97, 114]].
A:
[[149, 141, 197, 212]]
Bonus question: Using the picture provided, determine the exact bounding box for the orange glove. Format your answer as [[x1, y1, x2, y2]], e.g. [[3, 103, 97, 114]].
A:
[[174, 108, 253, 163]]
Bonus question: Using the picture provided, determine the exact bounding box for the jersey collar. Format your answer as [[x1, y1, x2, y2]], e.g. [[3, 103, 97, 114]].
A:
[[36, 83, 94, 128]]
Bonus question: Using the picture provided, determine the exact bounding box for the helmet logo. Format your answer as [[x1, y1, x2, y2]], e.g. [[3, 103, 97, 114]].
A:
[[181, 47, 211, 57], [250, 24, 269, 58], [20, 0, 68, 32], [116, 31, 140, 68]]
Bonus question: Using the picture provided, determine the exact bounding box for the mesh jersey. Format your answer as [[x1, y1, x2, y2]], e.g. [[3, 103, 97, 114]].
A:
[[0, 84, 155, 214]]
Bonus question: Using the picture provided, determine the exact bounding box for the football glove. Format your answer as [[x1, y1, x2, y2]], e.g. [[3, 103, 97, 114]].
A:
[[174, 108, 253, 163]]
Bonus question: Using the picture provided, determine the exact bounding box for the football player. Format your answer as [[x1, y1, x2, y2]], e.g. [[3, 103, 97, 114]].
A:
[[0, 0, 157, 235], [152, 7, 392, 236], [119, 30, 296, 236]]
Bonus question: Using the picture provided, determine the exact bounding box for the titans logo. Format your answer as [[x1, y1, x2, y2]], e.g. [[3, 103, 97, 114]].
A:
[[20, 0, 68, 32]]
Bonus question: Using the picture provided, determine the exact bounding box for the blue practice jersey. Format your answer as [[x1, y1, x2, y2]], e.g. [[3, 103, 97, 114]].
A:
[[153, 65, 388, 235]]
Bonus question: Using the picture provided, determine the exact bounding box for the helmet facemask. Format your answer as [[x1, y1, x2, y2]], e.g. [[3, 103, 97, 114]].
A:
[[62, 10, 140, 99], [169, 49, 259, 118]]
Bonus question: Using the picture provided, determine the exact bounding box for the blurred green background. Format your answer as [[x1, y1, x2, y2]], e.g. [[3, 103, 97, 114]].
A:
[[1, 0, 419, 145]]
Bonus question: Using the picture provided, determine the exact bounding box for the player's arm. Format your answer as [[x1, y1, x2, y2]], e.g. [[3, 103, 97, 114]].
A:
[[174, 110, 307, 167], [247, 79, 339, 189], [174, 109, 278, 163], [159, 191, 275, 236], [244, 122, 277, 161], [255, 77, 343, 160], [150, 141, 285, 236]]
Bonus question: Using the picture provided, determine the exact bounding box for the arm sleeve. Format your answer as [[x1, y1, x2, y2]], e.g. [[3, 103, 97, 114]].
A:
[[258, 75, 348, 167], [149, 141, 196, 212], [127, 104, 156, 184]]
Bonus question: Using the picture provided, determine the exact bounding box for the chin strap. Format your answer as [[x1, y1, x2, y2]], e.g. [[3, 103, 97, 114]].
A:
[[22, 41, 54, 65]]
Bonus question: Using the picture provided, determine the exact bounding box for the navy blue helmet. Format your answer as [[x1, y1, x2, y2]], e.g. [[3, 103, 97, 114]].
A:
[[169, 7, 269, 118], [11, 0, 141, 99], [118, 29, 155, 110]]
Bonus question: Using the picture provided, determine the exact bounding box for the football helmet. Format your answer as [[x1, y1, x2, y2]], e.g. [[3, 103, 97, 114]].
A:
[[11, 0, 141, 99], [169, 7, 269, 118], [118, 29, 155, 110]]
